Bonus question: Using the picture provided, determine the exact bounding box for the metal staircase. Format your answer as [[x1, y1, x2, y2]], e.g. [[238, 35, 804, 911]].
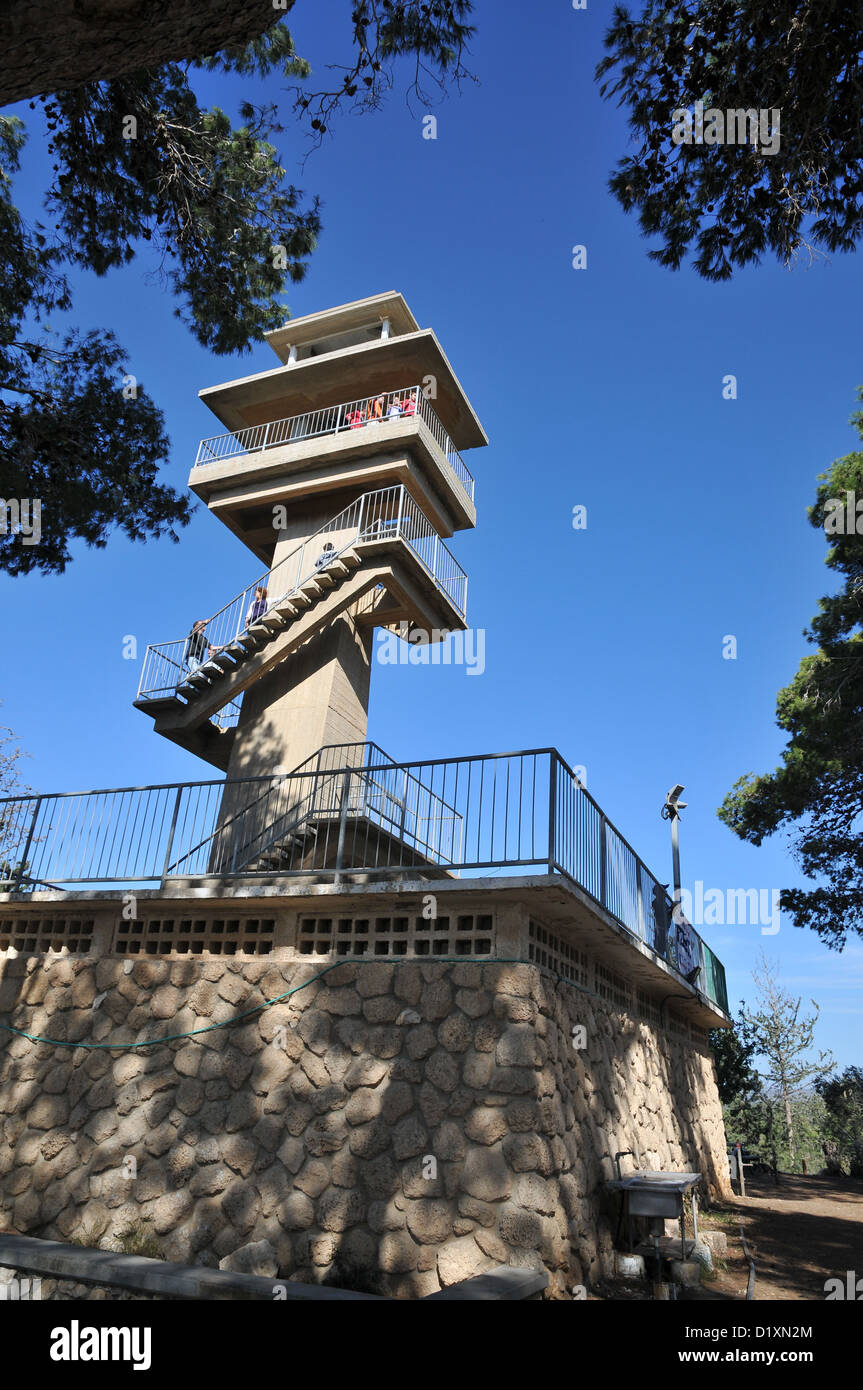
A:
[[164, 745, 450, 882], [166, 547, 362, 713], [134, 485, 467, 754]]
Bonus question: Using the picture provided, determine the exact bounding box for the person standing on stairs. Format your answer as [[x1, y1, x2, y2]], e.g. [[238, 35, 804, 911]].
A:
[[315, 542, 335, 572], [183, 619, 213, 675], [245, 586, 268, 629]]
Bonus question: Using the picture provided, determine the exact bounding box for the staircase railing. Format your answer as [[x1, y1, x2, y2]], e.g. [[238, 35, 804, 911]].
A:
[[137, 484, 468, 704], [194, 385, 476, 505], [169, 744, 463, 877], [168, 767, 344, 877]]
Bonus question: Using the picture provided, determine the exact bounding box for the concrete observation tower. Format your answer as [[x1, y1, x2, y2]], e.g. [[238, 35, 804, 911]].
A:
[[134, 292, 486, 876]]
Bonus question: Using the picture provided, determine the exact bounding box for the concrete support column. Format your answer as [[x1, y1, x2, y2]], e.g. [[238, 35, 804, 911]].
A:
[[208, 611, 374, 875], [226, 612, 373, 781]]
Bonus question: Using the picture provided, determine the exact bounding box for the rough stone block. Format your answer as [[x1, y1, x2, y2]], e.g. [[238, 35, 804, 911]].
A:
[[405, 1199, 452, 1245], [218, 1238, 278, 1278], [392, 1115, 428, 1161], [465, 1107, 508, 1147], [277, 1191, 315, 1232], [460, 1146, 511, 1202], [317, 1187, 366, 1233], [419, 980, 453, 1022], [379, 1230, 419, 1274], [436, 1235, 495, 1288], [405, 1024, 436, 1061], [293, 1160, 330, 1199], [362, 996, 402, 1024], [304, 1113, 347, 1157]]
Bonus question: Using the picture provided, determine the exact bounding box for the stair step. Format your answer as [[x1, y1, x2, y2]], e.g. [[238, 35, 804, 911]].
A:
[[273, 598, 299, 620], [340, 548, 361, 568], [300, 580, 323, 600], [260, 612, 287, 632], [226, 639, 250, 660], [314, 571, 336, 589], [134, 695, 182, 713], [247, 620, 272, 642]]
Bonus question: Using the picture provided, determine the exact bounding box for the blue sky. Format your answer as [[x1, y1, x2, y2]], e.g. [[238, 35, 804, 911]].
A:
[[1, 0, 860, 1067]]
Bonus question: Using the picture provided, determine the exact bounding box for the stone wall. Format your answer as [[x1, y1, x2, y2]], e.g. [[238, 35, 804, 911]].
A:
[[0, 954, 730, 1298], [0, 1270, 160, 1301]]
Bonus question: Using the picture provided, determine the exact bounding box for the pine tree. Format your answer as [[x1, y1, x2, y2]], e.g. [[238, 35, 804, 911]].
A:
[[0, 5, 476, 575], [740, 955, 834, 1162], [719, 392, 863, 948], [597, 1, 863, 280]]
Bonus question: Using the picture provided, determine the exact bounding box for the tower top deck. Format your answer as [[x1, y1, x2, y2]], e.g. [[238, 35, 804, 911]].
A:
[[264, 291, 419, 362], [198, 291, 487, 451]]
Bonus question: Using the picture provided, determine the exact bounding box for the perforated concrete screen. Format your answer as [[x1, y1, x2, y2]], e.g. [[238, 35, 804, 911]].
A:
[[0, 918, 94, 956], [111, 917, 275, 956], [297, 912, 494, 958]]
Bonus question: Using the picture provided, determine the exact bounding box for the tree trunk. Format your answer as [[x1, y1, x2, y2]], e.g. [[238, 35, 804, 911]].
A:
[[783, 1088, 795, 1163], [2, 1, 292, 108]]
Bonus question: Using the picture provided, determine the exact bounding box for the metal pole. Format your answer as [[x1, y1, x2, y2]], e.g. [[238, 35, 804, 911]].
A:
[[161, 787, 184, 882], [547, 755, 557, 873], [14, 797, 42, 892], [663, 786, 686, 920], [398, 771, 409, 854], [671, 812, 682, 909], [333, 770, 353, 889]]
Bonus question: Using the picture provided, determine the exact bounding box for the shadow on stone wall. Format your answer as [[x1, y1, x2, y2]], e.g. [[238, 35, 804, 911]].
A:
[[0, 956, 730, 1298]]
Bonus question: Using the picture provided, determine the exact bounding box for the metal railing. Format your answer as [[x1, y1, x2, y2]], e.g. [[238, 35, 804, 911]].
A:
[[0, 745, 728, 1012], [194, 385, 476, 505], [136, 639, 243, 727], [171, 745, 462, 879], [137, 485, 467, 704]]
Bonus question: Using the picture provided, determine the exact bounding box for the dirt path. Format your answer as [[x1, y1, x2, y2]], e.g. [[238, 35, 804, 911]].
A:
[[700, 1173, 863, 1301]]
